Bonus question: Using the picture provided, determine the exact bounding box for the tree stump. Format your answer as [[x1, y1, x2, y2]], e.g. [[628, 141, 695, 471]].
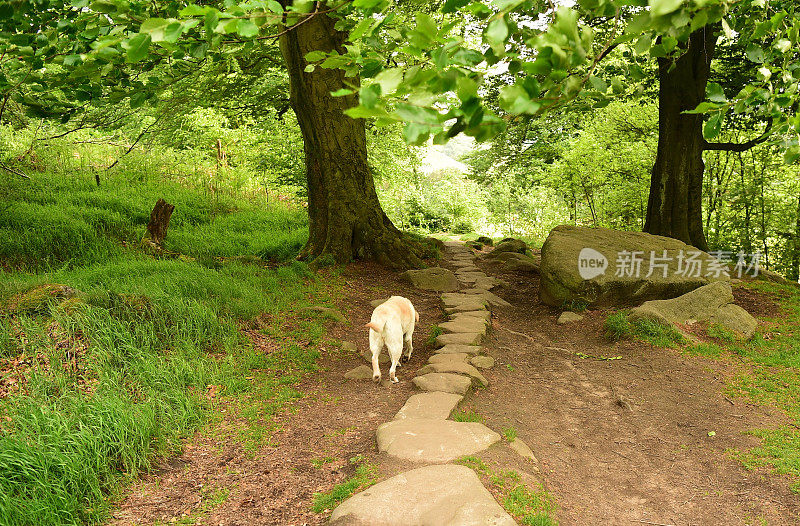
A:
[[143, 198, 175, 248]]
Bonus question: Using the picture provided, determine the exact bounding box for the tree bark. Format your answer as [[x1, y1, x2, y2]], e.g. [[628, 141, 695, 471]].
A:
[[278, 11, 423, 268], [644, 27, 717, 251], [792, 193, 800, 282], [143, 198, 175, 247]]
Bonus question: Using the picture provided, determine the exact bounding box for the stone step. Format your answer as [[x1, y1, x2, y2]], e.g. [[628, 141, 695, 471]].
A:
[[376, 418, 501, 462], [470, 355, 496, 369], [429, 353, 469, 364], [439, 317, 488, 334], [413, 372, 472, 394], [329, 465, 516, 525], [435, 344, 483, 355], [450, 310, 492, 323], [417, 362, 488, 387], [393, 392, 463, 420], [436, 332, 482, 346]]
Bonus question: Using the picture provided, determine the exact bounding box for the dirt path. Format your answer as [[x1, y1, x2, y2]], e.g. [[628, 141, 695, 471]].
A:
[[112, 247, 800, 525], [469, 255, 800, 525]]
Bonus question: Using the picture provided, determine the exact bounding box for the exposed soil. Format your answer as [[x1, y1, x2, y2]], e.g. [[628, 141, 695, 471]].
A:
[[112, 254, 800, 526]]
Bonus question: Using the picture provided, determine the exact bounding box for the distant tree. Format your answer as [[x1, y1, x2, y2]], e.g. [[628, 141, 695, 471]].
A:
[[336, 0, 800, 250], [0, 1, 428, 267]]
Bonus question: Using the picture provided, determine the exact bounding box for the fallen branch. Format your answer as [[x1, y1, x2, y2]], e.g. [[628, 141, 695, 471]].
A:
[[0, 163, 29, 179]]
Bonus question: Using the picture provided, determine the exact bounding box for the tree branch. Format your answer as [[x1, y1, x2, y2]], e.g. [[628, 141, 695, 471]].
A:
[[703, 120, 773, 152]]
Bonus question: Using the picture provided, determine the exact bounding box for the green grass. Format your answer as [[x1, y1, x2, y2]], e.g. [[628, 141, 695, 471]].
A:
[[0, 170, 341, 524], [657, 280, 800, 492], [457, 456, 557, 525], [428, 324, 443, 346], [453, 409, 484, 423], [503, 426, 518, 442], [311, 455, 377, 513], [603, 310, 685, 348], [707, 323, 737, 342]]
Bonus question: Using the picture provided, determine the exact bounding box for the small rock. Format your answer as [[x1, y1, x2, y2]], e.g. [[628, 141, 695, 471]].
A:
[[340, 341, 357, 352], [488, 238, 528, 256], [470, 356, 495, 369], [360, 347, 390, 365], [508, 437, 539, 467], [413, 372, 472, 394], [370, 297, 390, 308], [557, 311, 584, 324], [344, 365, 374, 380]]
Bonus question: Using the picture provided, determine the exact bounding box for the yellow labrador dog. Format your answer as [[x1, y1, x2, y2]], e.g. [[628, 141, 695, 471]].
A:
[[365, 296, 418, 383]]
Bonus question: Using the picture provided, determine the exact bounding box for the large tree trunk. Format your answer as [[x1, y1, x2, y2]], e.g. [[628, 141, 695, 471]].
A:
[[644, 27, 717, 251], [278, 12, 423, 268]]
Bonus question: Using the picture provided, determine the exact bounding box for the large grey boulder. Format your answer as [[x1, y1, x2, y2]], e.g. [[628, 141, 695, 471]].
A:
[[629, 281, 757, 339], [540, 225, 730, 307], [329, 465, 516, 525], [400, 267, 459, 292]]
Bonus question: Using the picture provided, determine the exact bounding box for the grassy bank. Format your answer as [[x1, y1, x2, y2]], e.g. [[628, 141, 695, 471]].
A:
[[0, 171, 334, 524]]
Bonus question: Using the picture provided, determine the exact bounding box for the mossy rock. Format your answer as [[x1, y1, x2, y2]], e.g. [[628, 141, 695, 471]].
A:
[[539, 225, 729, 307], [487, 238, 527, 257], [476, 236, 493, 246], [4, 284, 80, 315]]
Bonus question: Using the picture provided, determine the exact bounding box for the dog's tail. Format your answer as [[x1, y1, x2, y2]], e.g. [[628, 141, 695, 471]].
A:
[[365, 321, 384, 333], [414, 309, 419, 323]]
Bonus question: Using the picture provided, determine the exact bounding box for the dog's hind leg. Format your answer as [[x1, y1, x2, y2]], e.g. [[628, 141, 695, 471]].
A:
[[401, 331, 414, 363], [387, 340, 403, 384], [370, 333, 383, 383]]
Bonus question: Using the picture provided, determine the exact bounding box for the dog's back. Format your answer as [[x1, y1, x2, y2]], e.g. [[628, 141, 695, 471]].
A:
[[367, 296, 417, 334], [365, 296, 418, 383]]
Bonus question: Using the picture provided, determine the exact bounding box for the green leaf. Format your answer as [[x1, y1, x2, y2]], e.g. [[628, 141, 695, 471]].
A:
[[330, 89, 354, 97], [90, 1, 118, 13], [683, 101, 719, 114], [499, 85, 540, 114], [649, 0, 683, 17], [403, 122, 429, 145], [634, 33, 651, 55], [123, 33, 151, 63], [238, 20, 259, 38], [140, 18, 169, 42], [745, 44, 765, 63], [690, 9, 708, 32], [783, 146, 800, 165], [703, 111, 724, 139], [305, 51, 326, 62], [349, 17, 373, 41], [415, 13, 438, 40], [588, 75, 607, 93], [705, 82, 725, 103], [373, 68, 403, 95], [485, 17, 508, 45], [359, 84, 381, 108], [442, 0, 469, 13], [396, 103, 441, 125], [179, 5, 210, 16]]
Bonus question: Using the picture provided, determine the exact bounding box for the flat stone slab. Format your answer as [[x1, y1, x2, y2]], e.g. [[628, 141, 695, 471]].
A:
[[329, 465, 515, 525], [376, 419, 501, 462], [445, 302, 489, 314], [460, 289, 512, 307], [344, 365, 374, 380], [400, 267, 459, 292], [394, 392, 463, 420], [370, 297, 390, 307], [417, 362, 488, 387], [455, 272, 488, 284], [436, 332, 482, 346], [470, 355, 495, 369], [435, 344, 482, 355], [413, 373, 472, 394], [450, 310, 491, 323], [441, 293, 489, 308], [439, 317, 488, 334], [474, 276, 506, 291], [429, 353, 469, 364]]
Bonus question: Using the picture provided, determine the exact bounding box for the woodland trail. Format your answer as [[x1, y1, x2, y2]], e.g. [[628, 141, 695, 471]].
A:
[[112, 241, 800, 526]]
